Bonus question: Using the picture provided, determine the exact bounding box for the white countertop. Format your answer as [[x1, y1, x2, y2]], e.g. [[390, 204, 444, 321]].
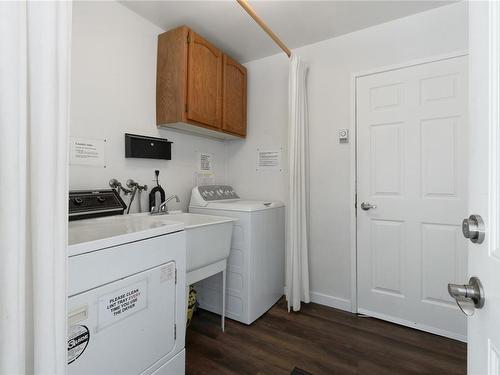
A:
[[68, 214, 184, 257]]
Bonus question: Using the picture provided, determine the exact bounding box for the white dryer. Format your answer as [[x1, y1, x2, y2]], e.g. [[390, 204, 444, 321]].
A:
[[189, 185, 285, 325], [67, 190, 186, 375]]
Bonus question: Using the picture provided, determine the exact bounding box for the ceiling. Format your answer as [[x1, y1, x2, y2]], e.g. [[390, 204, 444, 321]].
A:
[[121, 0, 455, 63]]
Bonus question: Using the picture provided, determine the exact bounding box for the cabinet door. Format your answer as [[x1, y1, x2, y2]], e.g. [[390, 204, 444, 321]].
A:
[[222, 55, 247, 137], [186, 30, 222, 128]]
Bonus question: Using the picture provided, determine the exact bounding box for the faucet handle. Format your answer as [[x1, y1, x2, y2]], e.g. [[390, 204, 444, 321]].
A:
[[126, 179, 138, 189], [150, 201, 169, 215]]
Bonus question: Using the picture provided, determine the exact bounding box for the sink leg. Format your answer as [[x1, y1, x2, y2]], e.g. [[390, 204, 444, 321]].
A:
[[186, 284, 190, 326], [222, 267, 226, 332]]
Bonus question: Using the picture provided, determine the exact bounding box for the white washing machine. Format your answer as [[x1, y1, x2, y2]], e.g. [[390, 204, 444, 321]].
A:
[[68, 190, 186, 375], [189, 185, 285, 325]]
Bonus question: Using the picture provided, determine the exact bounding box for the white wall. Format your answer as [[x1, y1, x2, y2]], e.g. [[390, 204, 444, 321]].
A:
[[70, 1, 226, 212], [71, 0, 468, 311], [225, 55, 289, 202], [228, 2, 468, 310]]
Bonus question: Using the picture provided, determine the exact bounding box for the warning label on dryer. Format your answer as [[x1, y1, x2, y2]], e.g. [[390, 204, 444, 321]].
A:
[[97, 279, 148, 330], [68, 325, 90, 364]]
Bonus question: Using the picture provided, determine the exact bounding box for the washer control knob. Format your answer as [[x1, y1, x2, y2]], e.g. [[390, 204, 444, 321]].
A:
[[73, 198, 83, 205]]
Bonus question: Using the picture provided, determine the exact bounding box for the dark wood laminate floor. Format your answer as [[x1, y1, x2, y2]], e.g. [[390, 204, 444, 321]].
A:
[[186, 299, 466, 375]]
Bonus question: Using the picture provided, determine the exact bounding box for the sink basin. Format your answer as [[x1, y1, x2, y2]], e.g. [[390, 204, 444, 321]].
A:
[[68, 214, 183, 257], [140, 212, 236, 272]]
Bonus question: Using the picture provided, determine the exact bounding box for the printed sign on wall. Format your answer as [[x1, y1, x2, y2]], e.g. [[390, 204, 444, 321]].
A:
[[196, 151, 215, 185], [198, 152, 213, 172], [256, 148, 282, 171], [195, 172, 215, 186], [70, 137, 106, 167], [97, 279, 148, 330]]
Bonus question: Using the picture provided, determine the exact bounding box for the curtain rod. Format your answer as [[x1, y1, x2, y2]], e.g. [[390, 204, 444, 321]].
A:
[[236, 0, 292, 58]]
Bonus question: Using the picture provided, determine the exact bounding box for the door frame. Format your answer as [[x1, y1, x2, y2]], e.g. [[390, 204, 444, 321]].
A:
[[349, 50, 469, 314]]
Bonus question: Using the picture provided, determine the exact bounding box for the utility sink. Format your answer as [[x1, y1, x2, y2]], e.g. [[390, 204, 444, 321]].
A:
[[139, 211, 234, 331], [140, 212, 235, 272]]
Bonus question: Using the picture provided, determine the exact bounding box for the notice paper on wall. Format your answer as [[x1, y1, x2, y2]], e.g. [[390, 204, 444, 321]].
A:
[[195, 151, 215, 186], [198, 152, 213, 172], [256, 148, 282, 171], [97, 279, 148, 331], [70, 137, 106, 167], [195, 172, 215, 186]]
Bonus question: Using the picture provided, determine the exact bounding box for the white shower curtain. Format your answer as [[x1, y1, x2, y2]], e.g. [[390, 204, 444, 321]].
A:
[[0, 2, 72, 374], [286, 53, 310, 312]]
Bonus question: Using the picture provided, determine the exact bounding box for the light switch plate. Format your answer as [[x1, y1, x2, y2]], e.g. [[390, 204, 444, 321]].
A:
[[339, 128, 349, 143]]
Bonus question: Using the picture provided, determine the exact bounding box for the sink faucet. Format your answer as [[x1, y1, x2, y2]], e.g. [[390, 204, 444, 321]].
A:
[[150, 194, 180, 215]]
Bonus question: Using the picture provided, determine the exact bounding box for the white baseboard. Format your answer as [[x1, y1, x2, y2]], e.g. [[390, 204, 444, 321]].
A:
[[358, 308, 467, 342], [309, 291, 351, 312]]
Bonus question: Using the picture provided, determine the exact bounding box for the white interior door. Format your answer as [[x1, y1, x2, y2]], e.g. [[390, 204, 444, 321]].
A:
[[356, 55, 468, 340], [467, 2, 500, 374]]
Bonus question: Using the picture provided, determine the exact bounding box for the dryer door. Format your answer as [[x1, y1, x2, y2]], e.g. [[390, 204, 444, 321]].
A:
[[68, 261, 177, 374]]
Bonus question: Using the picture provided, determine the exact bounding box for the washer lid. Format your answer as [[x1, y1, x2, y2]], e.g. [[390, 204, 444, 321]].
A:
[[194, 200, 285, 212]]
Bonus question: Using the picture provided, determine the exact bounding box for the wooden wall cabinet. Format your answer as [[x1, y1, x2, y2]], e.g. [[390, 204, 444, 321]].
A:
[[156, 26, 247, 140], [222, 55, 247, 137]]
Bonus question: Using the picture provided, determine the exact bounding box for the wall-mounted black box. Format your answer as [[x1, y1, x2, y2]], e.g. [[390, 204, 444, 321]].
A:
[[125, 133, 172, 160]]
